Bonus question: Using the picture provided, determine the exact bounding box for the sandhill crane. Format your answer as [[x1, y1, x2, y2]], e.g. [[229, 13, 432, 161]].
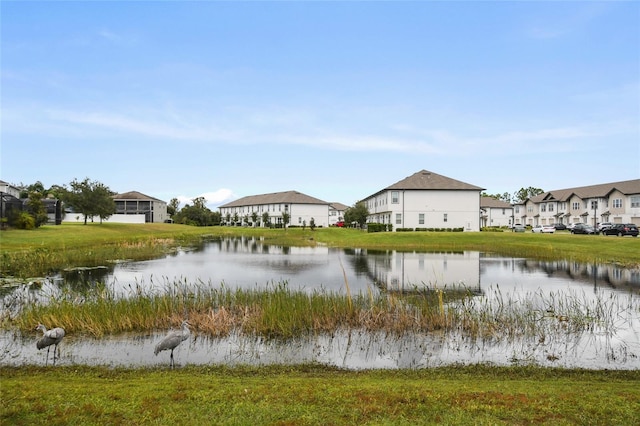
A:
[[35, 324, 65, 365], [154, 320, 191, 368]]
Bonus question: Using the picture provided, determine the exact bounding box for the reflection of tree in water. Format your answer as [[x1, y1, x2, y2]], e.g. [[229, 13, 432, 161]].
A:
[[342, 248, 378, 277], [59, 266, 113, 292]]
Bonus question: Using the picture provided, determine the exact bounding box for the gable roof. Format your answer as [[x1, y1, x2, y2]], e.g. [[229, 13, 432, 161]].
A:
[[480, 197, 512, 209], [113, 191, 166, 203], [366, 170, 483, 200], [219, 190, 328, 208], [529, 179, 640, 203], [329, 202, 349, 211]]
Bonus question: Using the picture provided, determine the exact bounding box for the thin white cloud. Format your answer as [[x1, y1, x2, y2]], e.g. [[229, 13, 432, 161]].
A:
[[46, 109, 238, 141], [526, 3, 608, 40], [7, 103, 627, 158], [176, 189, 236, 209], [98, 29, 122, 42]]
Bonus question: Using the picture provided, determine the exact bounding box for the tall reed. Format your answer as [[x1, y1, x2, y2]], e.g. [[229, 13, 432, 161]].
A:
[[8, 279, 636, 343]]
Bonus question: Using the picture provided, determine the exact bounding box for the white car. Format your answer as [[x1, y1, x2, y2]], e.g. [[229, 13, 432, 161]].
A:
[[532, 225, 555, 233], [597, 222, 613, 232]]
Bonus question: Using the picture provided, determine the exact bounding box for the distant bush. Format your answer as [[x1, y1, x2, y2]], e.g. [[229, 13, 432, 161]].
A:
[[481, 227, 505, 232], [15, 212, 35, 230], [367, 223, 394, 233]]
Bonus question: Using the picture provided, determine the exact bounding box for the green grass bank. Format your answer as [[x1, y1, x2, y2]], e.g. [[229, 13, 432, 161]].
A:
[[2, 365, 639, 425]]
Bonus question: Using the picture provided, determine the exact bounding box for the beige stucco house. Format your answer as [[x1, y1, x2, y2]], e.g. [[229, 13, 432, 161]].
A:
[[516, 179, 640, 227]]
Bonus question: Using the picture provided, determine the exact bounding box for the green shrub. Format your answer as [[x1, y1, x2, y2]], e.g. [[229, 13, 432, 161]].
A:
[[15, 212, 35, 230]]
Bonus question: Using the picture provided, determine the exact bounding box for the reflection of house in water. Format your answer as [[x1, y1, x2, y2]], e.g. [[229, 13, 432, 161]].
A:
[[357, 250, 481, 294], [497, 258, 640, 292]]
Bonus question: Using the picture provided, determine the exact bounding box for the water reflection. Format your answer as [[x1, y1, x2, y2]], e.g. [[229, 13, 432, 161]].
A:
[[31, 237, 640, 297], [2, 325, 637, 370], [2, 237, 639, 369]]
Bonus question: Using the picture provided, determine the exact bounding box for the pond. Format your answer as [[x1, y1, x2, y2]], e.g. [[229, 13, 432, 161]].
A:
[[2, 237, 639, 369]]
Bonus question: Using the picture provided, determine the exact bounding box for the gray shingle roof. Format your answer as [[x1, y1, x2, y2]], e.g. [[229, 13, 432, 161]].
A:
[[219, 190, 328, 208], [385, 170, 483, 191], [529, 179, 640, 203], [329, 202, 349, 211], [113, 191, 166, 203], [363, 170, 484, 200], [480, 197, 512, 208]]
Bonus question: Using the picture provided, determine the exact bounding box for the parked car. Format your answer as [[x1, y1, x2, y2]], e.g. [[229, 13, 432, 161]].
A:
[[566, 223, 585, 231], [601, 223, 639, 237], [597, 222, 613, 232], [571, 224, 598, 235], [553, 223, 567, 231], [512, 224, 526, 233], [532, 225, 555, 233]]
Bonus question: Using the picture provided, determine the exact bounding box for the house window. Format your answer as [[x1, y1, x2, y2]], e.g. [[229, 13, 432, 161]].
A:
[[591, 200, 598, 210], [572, 202, 580, 210], [613, 199, 622, 209], [541, 204, 546, 212], [548, 204, 554, 212], [515, 206, 520, 214], [443, 213, 448, 223], [418, 213, 424, 225], [391, 191, 399, 204], [502, 209, 505, 215], [395, 213, 402, 224], [631, 196, 640, 208]]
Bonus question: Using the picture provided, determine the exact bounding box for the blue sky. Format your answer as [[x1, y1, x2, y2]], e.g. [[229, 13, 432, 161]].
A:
[[2, 1, 639, 208]]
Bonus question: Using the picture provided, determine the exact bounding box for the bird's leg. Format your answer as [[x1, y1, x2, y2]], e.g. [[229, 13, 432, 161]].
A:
[[53, 344, 58, 365], [170, 349, 174, 369]]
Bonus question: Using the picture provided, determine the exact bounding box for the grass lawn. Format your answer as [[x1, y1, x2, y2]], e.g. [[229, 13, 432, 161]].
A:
[[2, 365, 639, 425]]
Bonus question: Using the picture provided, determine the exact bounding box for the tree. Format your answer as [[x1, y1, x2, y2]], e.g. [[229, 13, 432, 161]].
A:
[[61, 178, 115, 225], [172, 196, 220, 226], [20, 181, 46, 199], [514, 187, 544, 203], [481, 192, 512, 203], [261, 212, 270, 228], [344, 201, 369, 228], [91, 181, 117, 223], [168, 198, 180, 218], [251, 211, 259, 227], [26, 191, 49, 227], [281, 211, 290, 230]]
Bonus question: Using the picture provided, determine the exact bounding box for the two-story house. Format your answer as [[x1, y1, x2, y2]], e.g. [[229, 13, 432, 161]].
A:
[[362, 169, 484, 231], [519, 179, 640, 227], [480, 197, 514, 228], [219, 190, 330, 228]]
